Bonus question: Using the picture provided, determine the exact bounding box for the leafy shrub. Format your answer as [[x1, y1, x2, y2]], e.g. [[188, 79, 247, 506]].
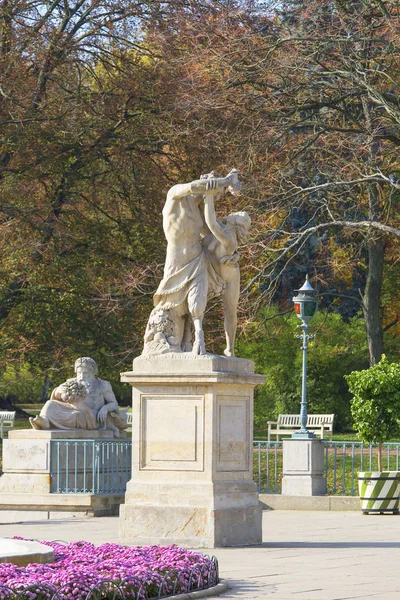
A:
[[346, 356, 400, 469]]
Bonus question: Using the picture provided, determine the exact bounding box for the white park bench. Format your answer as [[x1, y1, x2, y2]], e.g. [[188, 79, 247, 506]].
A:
[[126, 412, 133, 432], [267, 414, 334, 441], [0, 411, 16, 439]]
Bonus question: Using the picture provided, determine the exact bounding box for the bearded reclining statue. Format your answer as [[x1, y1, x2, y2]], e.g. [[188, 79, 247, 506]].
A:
[[30, 357, 127, 437]]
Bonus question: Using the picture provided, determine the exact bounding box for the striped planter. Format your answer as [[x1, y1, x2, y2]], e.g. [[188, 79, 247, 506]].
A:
[[358, 471, 400, 514]]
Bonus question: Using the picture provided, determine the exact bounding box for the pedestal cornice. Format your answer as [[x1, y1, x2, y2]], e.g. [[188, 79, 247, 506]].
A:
[[122, 353, 266, 386], [121, 371, 265, 385]]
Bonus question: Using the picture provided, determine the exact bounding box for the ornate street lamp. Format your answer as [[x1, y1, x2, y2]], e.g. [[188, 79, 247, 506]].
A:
[[292, 275, 318, 439]]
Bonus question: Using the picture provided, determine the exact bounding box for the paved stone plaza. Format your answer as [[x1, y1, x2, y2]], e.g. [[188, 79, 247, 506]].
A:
[[1, 510, 399, 599]]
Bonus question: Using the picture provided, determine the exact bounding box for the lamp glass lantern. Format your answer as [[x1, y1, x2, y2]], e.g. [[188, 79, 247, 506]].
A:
[[292, 275, 318, 439], [293, 278, 318, 323]]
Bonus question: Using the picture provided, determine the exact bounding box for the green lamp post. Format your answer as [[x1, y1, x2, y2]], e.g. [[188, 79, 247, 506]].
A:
[[292, 275, 318, 439]]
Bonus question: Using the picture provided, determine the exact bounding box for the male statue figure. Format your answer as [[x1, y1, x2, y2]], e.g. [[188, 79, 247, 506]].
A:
[[143, 169, 241, 356], [74, 357, 124, 433], [30, 357, 127, 437]]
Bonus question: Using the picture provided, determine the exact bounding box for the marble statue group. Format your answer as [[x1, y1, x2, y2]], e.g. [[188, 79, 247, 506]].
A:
[[143, 168, 250, 357]]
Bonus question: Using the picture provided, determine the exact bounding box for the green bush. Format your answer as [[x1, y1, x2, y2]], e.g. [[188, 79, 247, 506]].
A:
[[346, 356, 400, 469]]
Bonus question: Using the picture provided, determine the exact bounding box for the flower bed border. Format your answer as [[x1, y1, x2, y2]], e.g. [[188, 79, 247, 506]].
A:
[[166, 579, 228, 600]]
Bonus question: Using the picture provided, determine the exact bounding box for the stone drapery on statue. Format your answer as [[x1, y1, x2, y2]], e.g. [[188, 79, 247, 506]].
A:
[[153, 250, 225, 311], [30, 357, 127, 438], [142, 169, 251, 357]]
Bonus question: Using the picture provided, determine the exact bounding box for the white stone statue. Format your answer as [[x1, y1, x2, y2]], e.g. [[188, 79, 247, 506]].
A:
[[202, 195, 251, 356], [142, 169, 249, 357], [30, 357, 127, 437]]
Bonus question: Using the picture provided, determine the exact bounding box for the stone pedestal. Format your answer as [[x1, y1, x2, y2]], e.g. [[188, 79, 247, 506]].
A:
[[0, 429, 125, 519], [119, 354, 266, 548], [282, 438, 325, 496]]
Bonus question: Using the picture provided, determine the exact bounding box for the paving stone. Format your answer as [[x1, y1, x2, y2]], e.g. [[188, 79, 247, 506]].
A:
[[1, 510, 399, 599]]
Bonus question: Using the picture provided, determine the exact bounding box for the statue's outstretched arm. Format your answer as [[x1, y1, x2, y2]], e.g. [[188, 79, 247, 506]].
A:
[[190, 169, 240, 195], [166, 182, 193, 201], [166, 170, 241, 202], [204, 194, 231, 246]]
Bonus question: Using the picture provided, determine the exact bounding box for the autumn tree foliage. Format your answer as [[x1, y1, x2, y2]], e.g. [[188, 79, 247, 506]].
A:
[[148, 0, 400, 366], [1, 0, 400, 403], [0, 1, 268, 389], [0, 0, 189, 392]]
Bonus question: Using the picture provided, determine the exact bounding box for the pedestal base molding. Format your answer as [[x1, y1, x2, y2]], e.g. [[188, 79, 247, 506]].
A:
[[120, 504, 261, 548]]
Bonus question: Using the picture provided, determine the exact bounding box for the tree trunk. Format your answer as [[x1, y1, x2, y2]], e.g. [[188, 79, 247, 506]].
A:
[[361, 95, 385, 366], [362, 231, 384, 366], [0, 0, 11, 56], [39, 374, 52, 404]]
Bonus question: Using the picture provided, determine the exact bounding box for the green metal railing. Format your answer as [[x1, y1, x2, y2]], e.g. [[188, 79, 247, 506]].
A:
[[50, 439, 400, 497], [50, 439, 131, 494], [253, 441, 283, 493], [324, 441, 400, 496], [253, 440, 400, 496]]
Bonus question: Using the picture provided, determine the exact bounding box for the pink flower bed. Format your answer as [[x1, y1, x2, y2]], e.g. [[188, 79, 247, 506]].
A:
[[0, 540, 218, 600]]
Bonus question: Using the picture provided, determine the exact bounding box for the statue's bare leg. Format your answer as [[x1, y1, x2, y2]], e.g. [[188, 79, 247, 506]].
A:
[[192, 317, 205, 355], [188, 277, 208, 355], [221, 268, 240, 357], [182, 315, 193, 352], [30, 415, 50, 430]]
